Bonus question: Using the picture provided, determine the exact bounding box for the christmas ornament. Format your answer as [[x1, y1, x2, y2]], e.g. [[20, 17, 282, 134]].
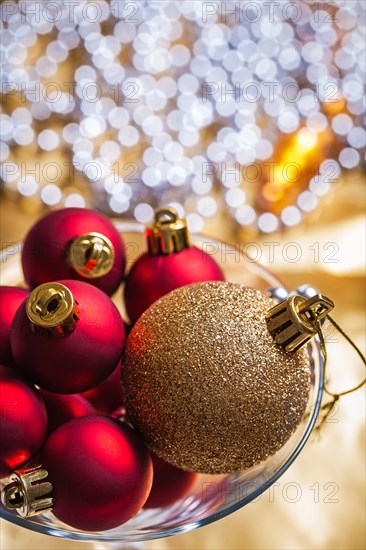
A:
[[144, 453, 199, 509], [124, 207, 225, 324], [80, 360, 123, 414], [0, 286, 28, 366], [122, 282, 334, 473], [0, 465, 54, 517], [40, 390, 96, 435], [21, 208, 125, 295], [11, 280, 125, 393], [0, 365, 47, 478], [111, 405, 129, 425], [37, 417, 151, 531]]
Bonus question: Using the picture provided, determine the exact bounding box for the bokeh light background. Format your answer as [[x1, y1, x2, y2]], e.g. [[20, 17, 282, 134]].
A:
[[0, 0, 365, 235]]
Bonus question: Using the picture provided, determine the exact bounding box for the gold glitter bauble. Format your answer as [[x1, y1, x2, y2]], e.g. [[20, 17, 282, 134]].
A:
[[122, 282, 311, 474]]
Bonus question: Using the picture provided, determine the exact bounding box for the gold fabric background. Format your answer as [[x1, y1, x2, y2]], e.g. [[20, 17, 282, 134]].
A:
[[0, 173, 365, 549]]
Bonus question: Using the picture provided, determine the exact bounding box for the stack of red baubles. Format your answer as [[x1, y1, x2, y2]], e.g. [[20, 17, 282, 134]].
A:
[[0, 207, 224, 532]]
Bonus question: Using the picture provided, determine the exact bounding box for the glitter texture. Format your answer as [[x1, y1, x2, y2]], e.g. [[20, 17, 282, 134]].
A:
[[122, 282, 310, 474]]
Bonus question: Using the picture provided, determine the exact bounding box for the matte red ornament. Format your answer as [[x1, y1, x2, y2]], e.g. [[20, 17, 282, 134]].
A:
[[80, 360, 123, 414], [0, 365, 47, 478], [124, 207, 224, 324], [40, 389, 96, 435], [41, 416, 153, 531], [111, 404, 129, 424], [11, 280, 125, 393], [144, 453, 199, 509], [21, 208, 125, 295], [0, 286, 28, 366]]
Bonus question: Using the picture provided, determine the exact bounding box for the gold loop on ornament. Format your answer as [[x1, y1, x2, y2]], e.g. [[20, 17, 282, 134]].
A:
[[147, 206, 191, 256], [26, 282, 80, 337], [266, 294, 334, 352], [68, 232, 115, 279], [1, 466, 54, 518], [267, 293, 366, 431]]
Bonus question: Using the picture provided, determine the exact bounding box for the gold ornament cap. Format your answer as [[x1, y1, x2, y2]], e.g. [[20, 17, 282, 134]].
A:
[[26, 282, 80, 337], [68, 232, 114, 278], [266, 294, 334, 353], [146, 207, 191, 255], [1, 466, 54, 518]]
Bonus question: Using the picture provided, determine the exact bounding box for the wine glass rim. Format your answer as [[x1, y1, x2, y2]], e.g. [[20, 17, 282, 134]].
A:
[[0, 221, 324, 542]]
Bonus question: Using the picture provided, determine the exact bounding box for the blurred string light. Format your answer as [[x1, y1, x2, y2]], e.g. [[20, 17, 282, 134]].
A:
[[0, 0, 365, 233]]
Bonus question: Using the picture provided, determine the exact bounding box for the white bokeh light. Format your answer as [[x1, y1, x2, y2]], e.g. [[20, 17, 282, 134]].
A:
[[258, 213, 279, 233], [134, 203, 154, 224], [281, 206, 302, 227], [18, 176, 38, 197], [38, 129, 60, 151], [41, 184, 62, 205]]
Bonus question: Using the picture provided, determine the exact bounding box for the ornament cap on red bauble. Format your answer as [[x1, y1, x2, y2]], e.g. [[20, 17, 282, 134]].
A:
[[26, 282, 80, 337], [11, 280, 125, 393], [146, 206, 191, 255], [21, 208, 125, 295], [1, 466, 54, 517], [124, 206, 225, 324], [67, 232, 114, 279]]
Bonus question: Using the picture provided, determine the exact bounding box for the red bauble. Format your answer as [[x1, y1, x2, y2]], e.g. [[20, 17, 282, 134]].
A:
[[144, 453, 199, 509], [0, 286, 28, 366], [81, 360, 123, 414], [40, 389, 96, 435], [124, 207, 224, 324], [11, 280, 125, 393], [0, 365, 47, 478], [124, 247, 225, 324], [41, 416, 153, 531], [21, 208, 125, 295], [111, 404, 129, 424]]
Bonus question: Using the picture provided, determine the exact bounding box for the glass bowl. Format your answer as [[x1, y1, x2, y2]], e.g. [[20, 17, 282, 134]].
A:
[[0, 221, 324, 544]]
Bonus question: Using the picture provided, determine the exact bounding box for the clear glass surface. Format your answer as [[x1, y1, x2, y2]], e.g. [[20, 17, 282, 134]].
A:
[[0, 221, 324, 543]]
